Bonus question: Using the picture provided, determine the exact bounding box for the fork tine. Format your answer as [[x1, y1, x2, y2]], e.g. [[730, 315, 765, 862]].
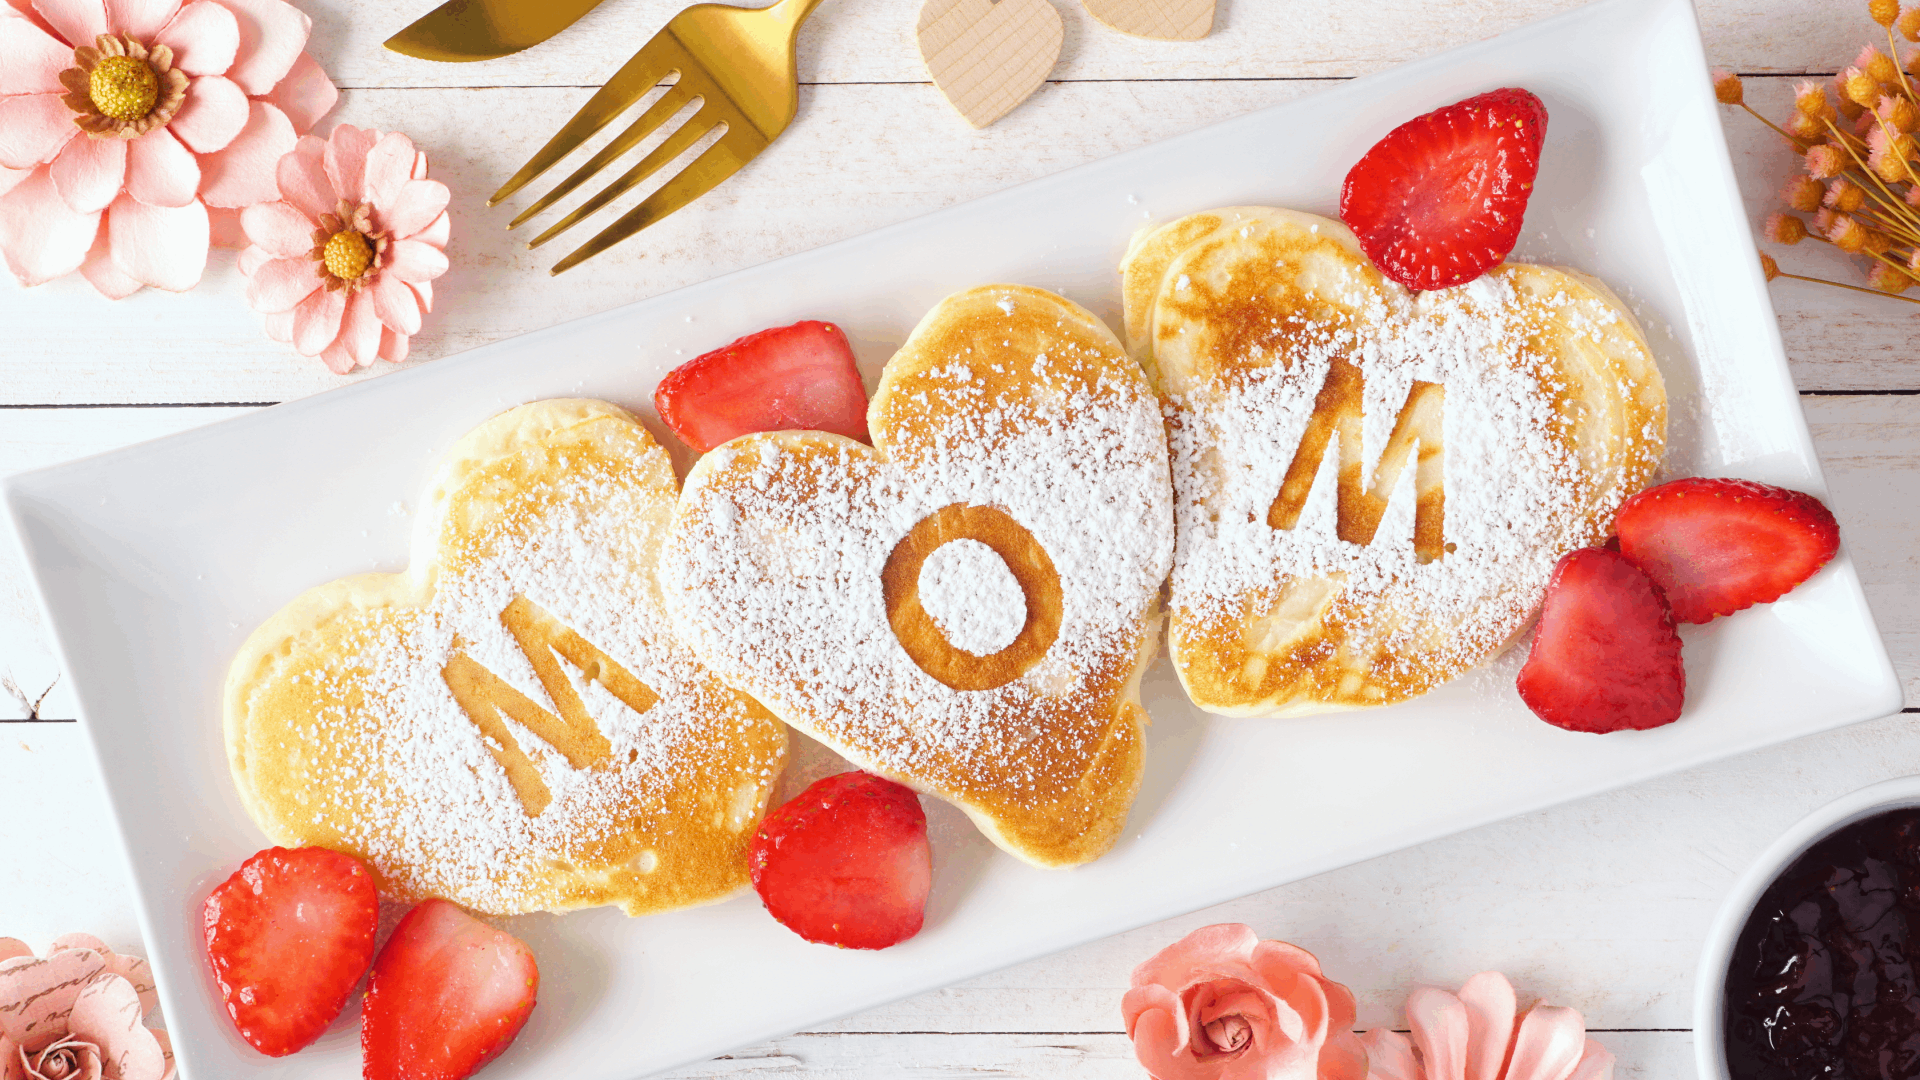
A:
[[526, 108, 724, 250], [508, 81, 698, 230], [488, 42, 684, 207], [548, 126, 764, 276]]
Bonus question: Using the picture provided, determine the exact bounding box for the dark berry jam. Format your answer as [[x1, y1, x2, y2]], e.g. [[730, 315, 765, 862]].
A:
[[1724, 808, 1920, 1080]]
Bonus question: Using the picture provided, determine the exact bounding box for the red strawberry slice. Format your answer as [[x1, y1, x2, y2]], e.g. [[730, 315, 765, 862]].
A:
[[201, 846, 380, 1056], [750, 771, 931, 950], [1339, 87, 1548, 291], [654, 319, 870, 452], [1516, 547, 1685, 734], [362, 899, 539, 1080], [1614, 477, 1840, 624]]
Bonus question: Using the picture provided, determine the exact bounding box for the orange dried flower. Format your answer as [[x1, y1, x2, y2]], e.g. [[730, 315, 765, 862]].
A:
[[1872, 0, 1900, 26], [1796, 80, 1837, 120], [1761, 252, 1781, 280], [1712, 67, 1744, 105], [1788, 110, 1828, 142], [1816, 206, 1841, 233], [1806, 143, 1849, 177], [1900, 5, 1920, 40], [1825, 178, 1868, 211], [1765, 213, 1810, 244], [1868, 262, 1913, 292], [1858, 45, 1903, 85], [1827, 212, 1870, 251], [1879, 93, 1920, 132], [1784, 174, 1826, 212], [1836, 74, 1869, 119], [1867, 125, 1915, 181], [1845, 66, 1881, 107]]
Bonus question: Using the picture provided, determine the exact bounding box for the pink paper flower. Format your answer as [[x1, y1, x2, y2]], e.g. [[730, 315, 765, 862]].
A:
[[0, 0, 336, 296], [0, 934, 173, 1080], [238, 124, 450, 373], [1123, 924, 1368, 1080], [1359, 972, 1614, 1080]]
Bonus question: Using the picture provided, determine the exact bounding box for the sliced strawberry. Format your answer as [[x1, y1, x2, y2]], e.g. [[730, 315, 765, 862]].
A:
[[202, 845, 380, 1056], [362, 899, 538, 1080], [750, 771, 931, 950], [1614, 477, 1840, 624], [654, 320, 870, 452], [1516, 547, 1685, 734], [1339, 87, 1548, 291]]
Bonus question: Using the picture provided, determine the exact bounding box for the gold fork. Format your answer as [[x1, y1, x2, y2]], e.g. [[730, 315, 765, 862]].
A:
[[490, 0, 829, 275]]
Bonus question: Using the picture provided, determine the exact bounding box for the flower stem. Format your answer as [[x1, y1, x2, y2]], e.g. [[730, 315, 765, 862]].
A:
[[1775, 268, 1920, 304]]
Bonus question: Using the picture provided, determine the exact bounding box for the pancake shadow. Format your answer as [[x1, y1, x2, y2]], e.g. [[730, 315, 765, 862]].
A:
[[1111, 651, 1210, 853]]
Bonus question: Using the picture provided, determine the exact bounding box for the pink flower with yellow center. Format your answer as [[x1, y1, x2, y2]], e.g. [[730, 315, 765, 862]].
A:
[[240, 124, 450, 373], [0, 0, 336, 296]]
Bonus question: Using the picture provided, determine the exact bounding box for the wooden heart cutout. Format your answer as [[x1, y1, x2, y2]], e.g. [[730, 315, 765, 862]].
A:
[[917, 0, 1064, 128], [225, 400, 786, 916], [1082, 0, 1212, 40]]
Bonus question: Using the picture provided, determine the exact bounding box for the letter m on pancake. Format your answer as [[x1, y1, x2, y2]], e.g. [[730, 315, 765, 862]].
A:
[[441, 595, 659, 817], [1267, 356, 1447, 563]]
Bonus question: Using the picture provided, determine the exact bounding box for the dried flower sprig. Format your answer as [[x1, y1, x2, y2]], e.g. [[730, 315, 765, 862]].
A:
[[1714, 0, 1920, 306]]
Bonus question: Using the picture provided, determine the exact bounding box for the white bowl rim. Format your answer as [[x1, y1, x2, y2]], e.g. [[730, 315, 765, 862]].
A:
[[1693, 774, 1920, 1079]]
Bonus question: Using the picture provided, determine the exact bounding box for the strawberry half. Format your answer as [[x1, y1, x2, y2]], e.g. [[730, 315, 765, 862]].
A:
[[1339, 87, 1548, 291], [654, 319, 870, 452], [1516, 547, 1686, 734], [750, 771, 931, 950], [202, 846, 380, 1056], [362, 899, 538, 1080], [1614, 477, 1840, 624]]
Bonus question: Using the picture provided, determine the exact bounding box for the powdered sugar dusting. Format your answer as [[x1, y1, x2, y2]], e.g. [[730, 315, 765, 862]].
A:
[[919, 538, 1027, 656]]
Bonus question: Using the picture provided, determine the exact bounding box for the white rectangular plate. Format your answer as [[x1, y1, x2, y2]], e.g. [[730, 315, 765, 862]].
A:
[[5, 0, 1901, 1075]]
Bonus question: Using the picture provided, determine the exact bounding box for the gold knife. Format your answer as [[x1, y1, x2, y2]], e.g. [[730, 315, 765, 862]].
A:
[[385, 0, 609, 62]]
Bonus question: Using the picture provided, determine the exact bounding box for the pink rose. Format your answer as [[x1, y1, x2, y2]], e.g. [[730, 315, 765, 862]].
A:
[[0, 934, 173, 1080], [1359, 972, 1613, 1080], [1123, 924, 1368, 1080]]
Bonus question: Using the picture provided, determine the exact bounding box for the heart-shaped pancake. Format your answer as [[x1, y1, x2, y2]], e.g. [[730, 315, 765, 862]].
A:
[[659, 285, 1173, 868], [917, 0, 1064, 128], [225, 400, 786, 916], [1122, 208, 1665, 716]]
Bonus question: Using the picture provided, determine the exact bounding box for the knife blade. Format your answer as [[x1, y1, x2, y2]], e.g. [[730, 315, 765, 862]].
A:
[[384, 0, 609, 62]]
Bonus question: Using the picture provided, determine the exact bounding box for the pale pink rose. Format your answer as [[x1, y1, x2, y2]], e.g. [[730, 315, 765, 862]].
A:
[[0, 934, 173, 1080], [0, 0, 336, 296], [238, 123, 449, 374], [1359, 972, 1613, 1080], [1123, 924, 1368, 1080]]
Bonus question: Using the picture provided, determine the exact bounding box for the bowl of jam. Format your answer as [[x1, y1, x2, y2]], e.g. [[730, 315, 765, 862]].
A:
[[1697, 777, 1920, 1080]]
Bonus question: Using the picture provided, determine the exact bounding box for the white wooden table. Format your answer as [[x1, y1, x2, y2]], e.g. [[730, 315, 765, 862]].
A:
[[3, 0, 1912, 1075]]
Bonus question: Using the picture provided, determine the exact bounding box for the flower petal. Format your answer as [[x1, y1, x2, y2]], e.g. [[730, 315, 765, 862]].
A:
[[411, 148, 427, 179], [273, 131, 331, 219], [106, 0, 179, 41], [245, 253, 316, 311], [381, 177, 447, 240], [1458, 972, 1518, 1080], [154, 0, 238, 76], [412, 208, 447, 248], [124, 127, 198, 206], [197, 97, 292, 207], [83, 215, 145, 297], [239, 196, 306, 255], [1360, 1029, 1423, 1080], [370, 269, 418, 334], [0, 939, 29, 964], [262, 305, 292, 340], [0, 165, 98, 284], [360, 129, 414, 208], [290, 280, 342, 354], [0, 163, 33, 198], [318, 335, 354, 373], [108, 191, 206, 289], [153, 1027, 175, 1080], [0, 15, 73, 94], [205, 200, 243, 245], [49, 131, 124, 212], [168, 73, 247, 153], [98, 951, 158, 1017], [1121, 984, 1186, 1079], [1566, 1039, 1614, 1080], [30, 0, 104, 49], [322, 122, 374, 205], [0, 946, 106, 1044], [384, 237, 445, 282], [0, 92, 78, 169], [1407, 986, 1470, 1080], [210, 0, 306, 96], [3, 0, 61, 39], [68, 973, 167, 1080], [408, 276, 430, 313], [377, 323, 407, 363], [261, 49, 331, 133], [341, 286, 380, 365], [1504, 1004, 1589, 1080]]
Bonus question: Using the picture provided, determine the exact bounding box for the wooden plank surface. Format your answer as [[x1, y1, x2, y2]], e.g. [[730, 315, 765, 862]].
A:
[[3, 0, 1917, 1076]]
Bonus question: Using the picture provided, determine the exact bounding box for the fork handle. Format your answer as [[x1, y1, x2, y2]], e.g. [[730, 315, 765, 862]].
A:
[[761, 0, 829, 35]]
